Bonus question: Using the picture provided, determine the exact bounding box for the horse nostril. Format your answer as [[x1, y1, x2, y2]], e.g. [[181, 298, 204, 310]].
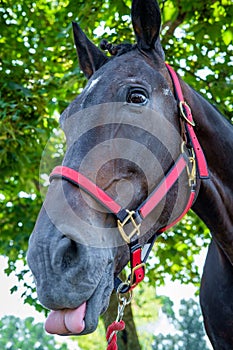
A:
[[61, 239, 78, 270], [51, 236, 78, 272]]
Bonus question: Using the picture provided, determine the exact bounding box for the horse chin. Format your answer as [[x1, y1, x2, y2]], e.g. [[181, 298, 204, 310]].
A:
[[80, 284, 111, 335], [79, 271, 113, 335], [43, 258, 114, 336]]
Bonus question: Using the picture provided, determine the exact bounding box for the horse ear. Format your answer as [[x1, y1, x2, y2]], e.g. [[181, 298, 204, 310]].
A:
[[72, 22, 108, 79], [131, 0, 161, 51]]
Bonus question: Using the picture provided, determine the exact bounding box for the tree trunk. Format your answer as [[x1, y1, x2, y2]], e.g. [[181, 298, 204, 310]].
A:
[[102, 290, 141, 350]]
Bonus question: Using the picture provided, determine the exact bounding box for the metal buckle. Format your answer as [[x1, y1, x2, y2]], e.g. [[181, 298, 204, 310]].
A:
[[187, 155, 196, 187], [129, 263, 146, 288], [179, 101, 195, 126], [181, 142, 196, 187], [117, 210, 141, 243]]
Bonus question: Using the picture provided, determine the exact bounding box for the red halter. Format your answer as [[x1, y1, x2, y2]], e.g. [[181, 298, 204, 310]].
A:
[[49, 64, 209, 293]]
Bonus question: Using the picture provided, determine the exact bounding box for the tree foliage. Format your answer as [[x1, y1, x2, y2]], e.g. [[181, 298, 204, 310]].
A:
[[1, 0, 232, 310], [152, 298, 210, 350], [0, 315, 69, 350]]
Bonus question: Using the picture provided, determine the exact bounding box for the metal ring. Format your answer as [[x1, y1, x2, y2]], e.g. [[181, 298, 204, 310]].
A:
[[117, 282, 130, 294], [117, 283, 133, 304]]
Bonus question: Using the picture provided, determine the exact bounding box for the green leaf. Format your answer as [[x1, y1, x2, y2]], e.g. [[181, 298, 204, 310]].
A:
[[222, 29, 233, 45]]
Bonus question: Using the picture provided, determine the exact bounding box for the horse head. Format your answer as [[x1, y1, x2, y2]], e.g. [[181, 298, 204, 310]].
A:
[[27, 0, 202, 335]]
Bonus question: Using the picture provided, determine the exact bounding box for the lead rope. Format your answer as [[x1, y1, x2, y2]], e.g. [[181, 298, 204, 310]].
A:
[[106, 285, 132, 350]]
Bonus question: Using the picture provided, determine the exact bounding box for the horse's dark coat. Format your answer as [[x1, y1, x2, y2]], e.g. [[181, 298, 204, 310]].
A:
[[27, 0, 233, 348]]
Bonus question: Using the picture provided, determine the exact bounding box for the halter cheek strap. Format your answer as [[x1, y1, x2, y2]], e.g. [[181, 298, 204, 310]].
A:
[[49, 64, 209, 293], [165, 63, 209, 178]]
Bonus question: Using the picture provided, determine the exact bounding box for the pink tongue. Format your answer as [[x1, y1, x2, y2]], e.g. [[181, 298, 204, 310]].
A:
[[45, 302, 86, 335]]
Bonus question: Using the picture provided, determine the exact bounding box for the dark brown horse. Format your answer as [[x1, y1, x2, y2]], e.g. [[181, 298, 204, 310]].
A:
[[27, 0, 233, 349]]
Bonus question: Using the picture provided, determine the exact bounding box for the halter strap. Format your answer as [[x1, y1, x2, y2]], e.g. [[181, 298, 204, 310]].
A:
[[49, 64, 209, 293], [50, 166, 122, 215], [50, 153, 189, 226], [165, 63, 209, 178]]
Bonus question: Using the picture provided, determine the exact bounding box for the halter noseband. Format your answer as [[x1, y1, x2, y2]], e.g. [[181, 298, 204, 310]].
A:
[[49, 64, 209, 293]]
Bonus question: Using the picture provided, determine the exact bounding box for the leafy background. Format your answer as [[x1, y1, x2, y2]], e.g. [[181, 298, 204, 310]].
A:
[[0, 0, 232, 348]]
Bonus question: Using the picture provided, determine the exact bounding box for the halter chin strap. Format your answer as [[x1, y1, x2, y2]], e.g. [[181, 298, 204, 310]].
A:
[[49, 64, 209, 293]]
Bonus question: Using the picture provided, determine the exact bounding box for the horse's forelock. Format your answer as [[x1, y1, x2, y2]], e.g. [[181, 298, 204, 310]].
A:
[[100, 40, 136, 57]]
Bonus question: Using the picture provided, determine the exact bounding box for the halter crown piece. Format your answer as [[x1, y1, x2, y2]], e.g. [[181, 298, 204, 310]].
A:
[[49, 64, 209, 349]]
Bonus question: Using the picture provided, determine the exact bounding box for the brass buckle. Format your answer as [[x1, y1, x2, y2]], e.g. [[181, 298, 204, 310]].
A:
[[179, 101, 195, 126], [129, 263, 146, 288], [117, 210, 141, 243], [186, 146, 196, 187], [181, 142, 196, 187], [187, 155, 196, 187]]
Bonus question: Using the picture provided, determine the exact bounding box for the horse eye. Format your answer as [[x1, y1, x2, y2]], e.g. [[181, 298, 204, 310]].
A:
[[126, 89, 148, 105]]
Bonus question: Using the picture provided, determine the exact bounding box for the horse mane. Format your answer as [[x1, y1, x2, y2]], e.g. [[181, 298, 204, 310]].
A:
[[100, 39, 136, 56]]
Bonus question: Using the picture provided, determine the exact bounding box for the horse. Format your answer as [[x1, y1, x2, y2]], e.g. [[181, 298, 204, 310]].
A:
[[27, 0, 233, 349]]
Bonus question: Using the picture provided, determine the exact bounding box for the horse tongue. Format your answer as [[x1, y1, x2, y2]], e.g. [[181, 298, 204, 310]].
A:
[[64, 303, 86, 334], [45, 302, 86, 335]]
